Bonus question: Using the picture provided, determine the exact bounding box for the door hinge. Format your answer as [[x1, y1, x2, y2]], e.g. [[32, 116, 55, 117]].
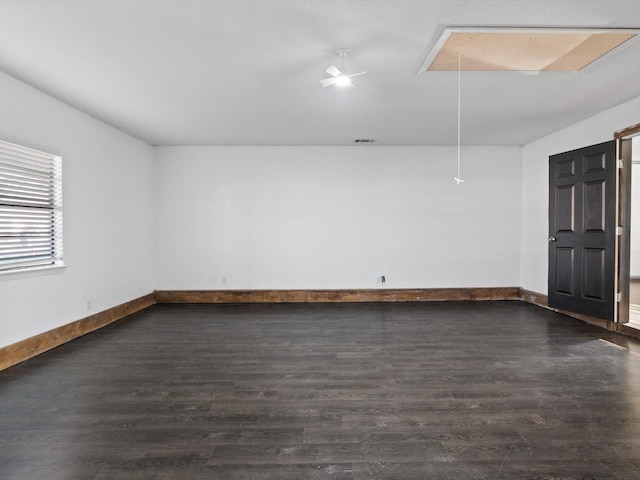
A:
[[617, 292, 623, 302], [617, 159, 624, 169], [616, 226, 624, 236]]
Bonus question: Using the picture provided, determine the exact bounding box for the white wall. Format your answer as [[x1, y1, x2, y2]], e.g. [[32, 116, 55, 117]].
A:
[[521, 95, 640, 295], [0, 71, 155, 349], [155, 146, 522, 290]]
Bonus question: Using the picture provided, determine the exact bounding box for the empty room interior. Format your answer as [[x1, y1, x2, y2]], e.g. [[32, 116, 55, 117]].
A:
[[2, 1, 640, 478]]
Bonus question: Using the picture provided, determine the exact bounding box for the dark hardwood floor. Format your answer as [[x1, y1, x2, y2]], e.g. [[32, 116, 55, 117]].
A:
[[1, 301, 640, 479]]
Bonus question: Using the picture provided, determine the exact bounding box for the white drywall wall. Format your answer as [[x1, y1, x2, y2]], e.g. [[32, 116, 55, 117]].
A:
[[521, 94, 640, 295], [0, 71, 155, 349], [155, 146, 522, 290]]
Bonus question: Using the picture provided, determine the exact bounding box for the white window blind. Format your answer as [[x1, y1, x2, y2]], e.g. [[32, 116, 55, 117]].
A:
[[0, 139, 63, 272]]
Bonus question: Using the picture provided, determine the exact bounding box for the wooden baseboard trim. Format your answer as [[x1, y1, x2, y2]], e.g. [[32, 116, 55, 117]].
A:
[[521, 289, 549, 309], [521, 288, 611, 329], [618, 323, 640, 338], [521, 289, 640, 339], [155, 287, 523, 304], [0, 293, 156, 372], [6, 287, 634, 373]]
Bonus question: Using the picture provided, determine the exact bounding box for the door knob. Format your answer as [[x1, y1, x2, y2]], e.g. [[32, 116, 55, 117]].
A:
[[548, 237, 556, 242]]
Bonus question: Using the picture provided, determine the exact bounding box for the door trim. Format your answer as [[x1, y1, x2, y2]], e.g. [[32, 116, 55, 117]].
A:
[[615, 123, 640, 139], [616, 126, 637, 328], [616, 138, 632, 324]]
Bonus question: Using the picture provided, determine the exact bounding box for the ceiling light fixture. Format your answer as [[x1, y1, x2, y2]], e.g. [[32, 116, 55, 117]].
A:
[[334, 75, 352, 87]]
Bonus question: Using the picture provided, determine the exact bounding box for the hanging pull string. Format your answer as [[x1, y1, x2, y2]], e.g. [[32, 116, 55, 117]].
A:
[[454, 51, 464, 184]]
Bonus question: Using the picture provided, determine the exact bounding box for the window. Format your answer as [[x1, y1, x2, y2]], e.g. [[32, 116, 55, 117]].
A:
[[0, 139, 63, 273]]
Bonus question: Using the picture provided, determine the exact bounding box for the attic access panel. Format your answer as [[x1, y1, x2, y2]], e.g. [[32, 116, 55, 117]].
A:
[[419, 27, 640, 73]]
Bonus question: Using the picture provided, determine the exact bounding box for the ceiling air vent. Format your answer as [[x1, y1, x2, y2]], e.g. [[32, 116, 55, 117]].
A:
[[354, 139, 376, 143]]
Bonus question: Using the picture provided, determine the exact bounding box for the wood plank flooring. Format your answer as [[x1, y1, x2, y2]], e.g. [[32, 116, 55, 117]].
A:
[[1, 301, 640, 479]]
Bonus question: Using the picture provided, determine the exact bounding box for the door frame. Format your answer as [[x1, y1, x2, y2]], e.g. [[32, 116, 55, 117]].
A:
[[614, 123, 639, 332]]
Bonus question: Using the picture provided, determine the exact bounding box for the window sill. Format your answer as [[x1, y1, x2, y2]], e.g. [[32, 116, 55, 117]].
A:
[[0, 264, 66, 281]]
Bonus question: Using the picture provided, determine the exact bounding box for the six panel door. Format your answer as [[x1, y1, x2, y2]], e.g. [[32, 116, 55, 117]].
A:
[[548, 140, 616, 321]]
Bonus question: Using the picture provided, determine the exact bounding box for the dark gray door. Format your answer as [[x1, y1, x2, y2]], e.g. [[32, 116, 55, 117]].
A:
[[548, 140, 616, 321]]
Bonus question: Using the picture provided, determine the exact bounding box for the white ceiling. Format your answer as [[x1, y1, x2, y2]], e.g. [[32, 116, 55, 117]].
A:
[[1, 0, 640, 147]]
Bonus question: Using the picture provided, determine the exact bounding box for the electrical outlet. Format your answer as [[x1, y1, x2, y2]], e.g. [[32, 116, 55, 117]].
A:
[[222, 276, 227, 286], [377, 275, 387, 285], [86, 299, 92, 311]]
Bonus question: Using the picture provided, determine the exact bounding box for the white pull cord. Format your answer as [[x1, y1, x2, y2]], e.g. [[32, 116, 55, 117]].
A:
[[454, 51, 464, 184]]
